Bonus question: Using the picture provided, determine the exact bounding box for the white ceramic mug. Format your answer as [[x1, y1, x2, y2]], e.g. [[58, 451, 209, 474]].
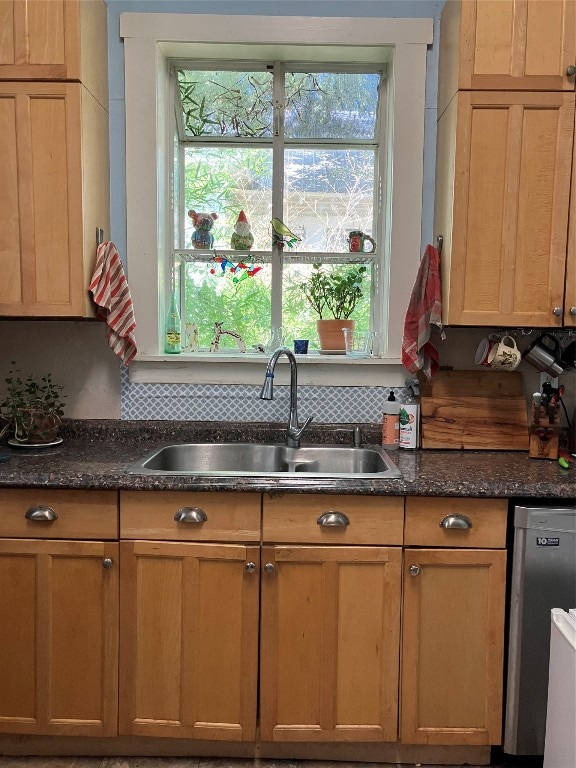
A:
[[487, 335, 521, 371]]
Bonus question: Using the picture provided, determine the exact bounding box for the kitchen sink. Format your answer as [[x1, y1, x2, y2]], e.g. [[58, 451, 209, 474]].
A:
[[127, 443, 402, 479]]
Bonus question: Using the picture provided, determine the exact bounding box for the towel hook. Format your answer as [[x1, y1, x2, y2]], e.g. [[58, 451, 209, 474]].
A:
[[96, 227, 104, 247], [436, 235, 443, 256]]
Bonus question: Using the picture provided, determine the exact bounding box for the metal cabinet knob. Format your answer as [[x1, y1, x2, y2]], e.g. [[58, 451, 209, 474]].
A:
[[409, 564, 420, 576], [264, 563, 275, 574], [552, 307, 562, 317], [566, 65, 576, 77], [439, 514, 473, 530], [317, 511, 350, 527], [25, 505, 58, 522], [174, 506, 208, 524], [102, 558, 113, 569], [570, 307, 576, 316], [245, 561, 256, 573]]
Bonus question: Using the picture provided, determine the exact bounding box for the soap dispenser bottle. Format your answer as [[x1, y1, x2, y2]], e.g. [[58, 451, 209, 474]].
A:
[[382, 389, 400, 449], [399, 379, 420, 449]]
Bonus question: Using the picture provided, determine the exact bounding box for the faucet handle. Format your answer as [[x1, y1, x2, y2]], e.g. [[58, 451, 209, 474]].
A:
[[288, 414, 314, 446]]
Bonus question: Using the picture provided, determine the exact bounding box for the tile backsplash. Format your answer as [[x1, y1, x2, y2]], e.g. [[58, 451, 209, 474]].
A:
[[120, 367, 406, 423]]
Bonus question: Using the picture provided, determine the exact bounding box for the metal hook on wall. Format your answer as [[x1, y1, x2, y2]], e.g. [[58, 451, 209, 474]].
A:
[[436, 235, 443, 256]]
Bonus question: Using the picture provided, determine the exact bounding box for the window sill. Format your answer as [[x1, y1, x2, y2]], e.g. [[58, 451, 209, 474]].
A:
[[129, 353, 406, 386]]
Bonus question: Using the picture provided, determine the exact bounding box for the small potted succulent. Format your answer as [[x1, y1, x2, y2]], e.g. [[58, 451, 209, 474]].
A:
[[0, 365, 66, 444], [299, 264, 367, 350]]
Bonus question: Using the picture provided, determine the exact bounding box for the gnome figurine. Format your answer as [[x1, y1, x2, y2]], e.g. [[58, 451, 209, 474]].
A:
[[230, 210, 254, 250]]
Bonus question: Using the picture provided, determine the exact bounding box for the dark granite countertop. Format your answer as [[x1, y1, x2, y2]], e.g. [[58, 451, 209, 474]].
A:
[[0, 420, 573, 499]]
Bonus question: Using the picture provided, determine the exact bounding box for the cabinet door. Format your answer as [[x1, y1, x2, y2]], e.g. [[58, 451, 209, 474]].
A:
[[0, 0, 108, 104], [400, 548, 506, 746], [0, 538, 118, 736], [565, 110, 576, 327], [119, 540, 259, 741], [439, 0, 576, 109], [0, 82, 109, 317], [437, 90, 574, 327], [260, 545, 402, 743]]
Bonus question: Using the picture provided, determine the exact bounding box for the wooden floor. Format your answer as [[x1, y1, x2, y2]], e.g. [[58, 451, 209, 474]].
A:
[[0, 754, 544, 768]]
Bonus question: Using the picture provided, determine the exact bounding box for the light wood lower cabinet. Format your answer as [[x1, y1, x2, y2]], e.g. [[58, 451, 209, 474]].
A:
[[119, 539, 260, 741], [260, 494, 404, 743], [0, 488, 119, 736], [118, 491, 261, 741], [260, 544, 402, 743], [400, 498, 507, 746]]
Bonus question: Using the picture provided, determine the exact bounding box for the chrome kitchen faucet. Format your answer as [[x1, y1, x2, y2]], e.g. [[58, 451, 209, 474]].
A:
[[259, 347, 313, 448]]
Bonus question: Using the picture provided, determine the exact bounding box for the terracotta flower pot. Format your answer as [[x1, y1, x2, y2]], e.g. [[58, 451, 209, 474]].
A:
[[316, 319, 355, 351]]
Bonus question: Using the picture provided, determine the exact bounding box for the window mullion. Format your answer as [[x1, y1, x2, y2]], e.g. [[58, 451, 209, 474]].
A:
[[270, 62, 285, 331]]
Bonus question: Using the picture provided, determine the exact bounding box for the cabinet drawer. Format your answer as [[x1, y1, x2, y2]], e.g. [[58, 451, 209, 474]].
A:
[[263, 494, 404, 545], [0, 489, 118, 539], [405, 497, 507, 548], [120, 491, 261, 542]]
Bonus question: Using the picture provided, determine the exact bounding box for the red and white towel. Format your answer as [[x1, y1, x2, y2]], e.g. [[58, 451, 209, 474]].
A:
[[89, 242, 137, 365], [402, 244, 444, 380]]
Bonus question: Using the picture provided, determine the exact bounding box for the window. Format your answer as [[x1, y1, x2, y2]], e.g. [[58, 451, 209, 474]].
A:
[[121, 13, 432, 384], [173, 64, 383, 351]]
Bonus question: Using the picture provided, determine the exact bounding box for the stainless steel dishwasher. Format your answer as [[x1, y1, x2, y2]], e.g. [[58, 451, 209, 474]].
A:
[[504, 504, 576, 756]]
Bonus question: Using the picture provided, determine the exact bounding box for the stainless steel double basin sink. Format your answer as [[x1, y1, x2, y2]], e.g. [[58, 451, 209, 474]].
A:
[[127, 442, 402, 479]]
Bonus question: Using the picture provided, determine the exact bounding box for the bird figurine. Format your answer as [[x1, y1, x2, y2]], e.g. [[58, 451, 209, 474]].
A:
[[271, 218, 301, 248]]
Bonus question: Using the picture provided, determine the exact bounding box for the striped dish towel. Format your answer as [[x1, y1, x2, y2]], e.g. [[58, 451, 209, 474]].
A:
[[89, 242, 137, 365], [402, 244, 445, 380]]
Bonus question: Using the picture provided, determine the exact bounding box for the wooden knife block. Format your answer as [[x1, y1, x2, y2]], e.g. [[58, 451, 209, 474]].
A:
[[419, 370, 529, 450], [528, 402, 560, 460]]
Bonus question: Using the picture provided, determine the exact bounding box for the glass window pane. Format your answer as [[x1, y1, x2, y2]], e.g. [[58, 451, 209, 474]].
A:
[[282, 263, 372, 347], [283, 148, 375, 252], [184, 261, 272, 350], [285, 71, 380, 140], [177, 69, 273, 138], [183, 147, 272, 250]]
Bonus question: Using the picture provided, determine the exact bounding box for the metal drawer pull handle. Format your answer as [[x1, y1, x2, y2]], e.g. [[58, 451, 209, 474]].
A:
[[25, 506, 58, 522], [174, 507, 207, 524], [264, 563, 275, 574], [566, 65, 576, 77], [439, 514, 473, 530], [102, 558, 113, 569], [245, 562, 256, 573], [317, 511, 350, 527], [409, 564, 420, 576]]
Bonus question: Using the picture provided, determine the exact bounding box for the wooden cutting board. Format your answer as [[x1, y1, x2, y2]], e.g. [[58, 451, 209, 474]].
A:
[[419, 370, 529, 450]]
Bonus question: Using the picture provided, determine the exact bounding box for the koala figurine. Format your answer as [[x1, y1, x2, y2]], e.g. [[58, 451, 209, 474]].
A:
[[188, 209, 218, 249]]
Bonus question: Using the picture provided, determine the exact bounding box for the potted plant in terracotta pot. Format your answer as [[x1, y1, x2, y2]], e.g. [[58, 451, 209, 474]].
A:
[[300, 264, 368, 351], [0, 365, 66, 445]]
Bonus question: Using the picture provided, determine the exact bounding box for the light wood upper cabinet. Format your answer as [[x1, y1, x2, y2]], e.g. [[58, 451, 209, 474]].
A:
[[0, 0, 108, 107], [260, 544, 402, 743], [0, 82, 109, 316], [438, 0, 576, 115], [435, 90, 575, 327]]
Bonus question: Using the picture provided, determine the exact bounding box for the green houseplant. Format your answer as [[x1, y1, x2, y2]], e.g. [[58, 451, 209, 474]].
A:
[[0, 365, 66, 444], [300, 264, 367, 350]]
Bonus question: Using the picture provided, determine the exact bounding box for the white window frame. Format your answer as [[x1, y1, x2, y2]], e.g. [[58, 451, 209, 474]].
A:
[[121, 13, 432, 385]]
